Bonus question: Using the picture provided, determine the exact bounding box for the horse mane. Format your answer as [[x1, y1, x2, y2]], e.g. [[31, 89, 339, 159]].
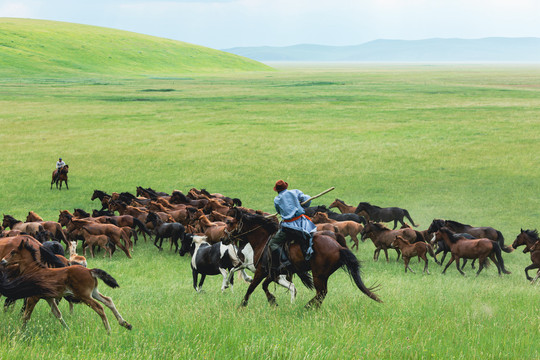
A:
[[238, 210, 278, 234], [524, 229, 539, 241], [439, 227, 460, 243], [371, 222, 391, 231], [335, 199, 346, 205], [445, 220, 471, 228], [172, 191, 190, 203], [4, 215, 21, 224], [74, 208, 91, 218], [200, 189, 212, 197]]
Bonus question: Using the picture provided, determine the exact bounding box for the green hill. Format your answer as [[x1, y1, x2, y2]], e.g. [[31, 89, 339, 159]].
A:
[[0, 18, 271, 77]]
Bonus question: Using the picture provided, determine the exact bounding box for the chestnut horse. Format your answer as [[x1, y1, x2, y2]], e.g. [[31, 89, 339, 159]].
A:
[[51, 164, 69, 190], [311, 212, 363, 251], [328, 199, 357, 214], [512, 229, 540, 281], [391, 235, 439, 274], [360, 221, 420, 262], [431, 227, 510, 276], [225, 208, 382, 308], [0, 239, 132, 333]]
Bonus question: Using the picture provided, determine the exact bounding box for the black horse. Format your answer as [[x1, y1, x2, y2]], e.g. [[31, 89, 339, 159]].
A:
[[91, 190, 111, 210], [147, 212, 185, 252], [355, 202, 417, 229], [304, 205, 365, 224]]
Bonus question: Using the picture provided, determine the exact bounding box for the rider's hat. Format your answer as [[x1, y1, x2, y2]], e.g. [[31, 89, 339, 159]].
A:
[[273, 180, 288, 192]]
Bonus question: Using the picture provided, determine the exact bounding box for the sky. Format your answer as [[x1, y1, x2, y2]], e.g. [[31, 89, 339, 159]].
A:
[[1, 0, 539, 49]]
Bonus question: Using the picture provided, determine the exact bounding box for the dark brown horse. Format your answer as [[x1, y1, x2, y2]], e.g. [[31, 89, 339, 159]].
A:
[[512, 229, 540, 281], [225, 208, 381, 308], [355, 202, 418, 229], [51, 165, 69, 190], [428, 219, 512, 253], [431, 227, 510, 276], [0, 239, 132, 333]]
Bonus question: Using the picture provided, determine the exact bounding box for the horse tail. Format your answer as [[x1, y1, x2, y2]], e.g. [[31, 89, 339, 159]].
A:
[[426, 243, 440, 264], [0, 270, 57, 299], [338, 249, 382, 303], [296, 271, 314, 290], [334, 232, 348, 248], [133, 217, 152, 236], [404, 210, 418, 227], [491, 242, 511, 274], [91, 269, 120, 288], [496, 231, 513, 253]]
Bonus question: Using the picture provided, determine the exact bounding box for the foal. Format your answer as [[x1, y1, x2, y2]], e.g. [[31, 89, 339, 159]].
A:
[[392, 236, 439, 274], [81, 228, 113, 258], [0, 239, 132, 333], [68, 241, 88, 267]]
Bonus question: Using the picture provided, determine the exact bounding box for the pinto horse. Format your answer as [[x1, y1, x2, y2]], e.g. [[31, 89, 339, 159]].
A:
[[431, 227, 510, 276], [225, 208, 381, 308], [51, 165, 69, 190], [355, 202, 417, 229], [0, 239, 132, 333], [512, 229, 540, 281]]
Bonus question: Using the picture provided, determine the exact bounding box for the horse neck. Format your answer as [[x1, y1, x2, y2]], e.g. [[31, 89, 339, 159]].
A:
[[334, 201, 349, 213]]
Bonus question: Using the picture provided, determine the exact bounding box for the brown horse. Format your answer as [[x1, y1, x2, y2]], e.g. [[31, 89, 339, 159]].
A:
[[225, 208, 381, 308], [2, 215, 44, 239], [67, 218, 132, 259], [51, 164, 69, 190], [431, 227, 510, 276], [391, 235, 439, 274], [360, 221, 419, 262], [193, 209, 228, 244], [0, 239, 132, 333], [311, 212, 363, 251], [512, 229, 540, 281], [328, 199, 357, 214], [26, 211, 69, 247]]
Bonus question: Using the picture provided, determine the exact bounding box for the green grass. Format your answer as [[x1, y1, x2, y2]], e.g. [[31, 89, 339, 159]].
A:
[[0, 64, 539, 359], [0, 18, 271, 78]]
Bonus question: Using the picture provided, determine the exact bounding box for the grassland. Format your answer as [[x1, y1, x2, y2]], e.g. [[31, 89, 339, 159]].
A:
[[0, 64, 539, 359], [0, 18, 270, 77]]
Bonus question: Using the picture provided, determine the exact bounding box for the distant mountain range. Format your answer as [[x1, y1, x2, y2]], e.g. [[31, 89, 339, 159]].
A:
[[223, 38, 540, 62]]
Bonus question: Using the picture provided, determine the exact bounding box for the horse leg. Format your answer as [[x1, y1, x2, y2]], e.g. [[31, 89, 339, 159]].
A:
[[305, 275, 328, 309], [45, 298, 69, 330], [240, 268, 267, 307], [198, 274, 206, 292], [275, 275, 297, 303], [395, 248, 401, 262], [392, 220, 398, 229], [65, 179, 68, 190], [470, 258, 476, 269], [442, 256, 455, 274], [461, 258, 468, 270], [153, 235, 162, 251], [525, 263, 540, 281], [421, 253, 429, 274], [91, 289, 132, 330], [381, 246, 389, 262], [80, 296, 111, 333], [488, 253, 502, 276], [350, 234, 359, 251], [476, 257, 486, 276], [261, 277, 277, 306], [455, 258, 465, 276], [404, 256, 412, 273], [21, 296, 40, 328], [220, 268, 231, 292]]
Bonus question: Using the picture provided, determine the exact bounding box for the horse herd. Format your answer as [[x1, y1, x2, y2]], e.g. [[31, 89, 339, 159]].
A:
[[0, 187, 539, 333]]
